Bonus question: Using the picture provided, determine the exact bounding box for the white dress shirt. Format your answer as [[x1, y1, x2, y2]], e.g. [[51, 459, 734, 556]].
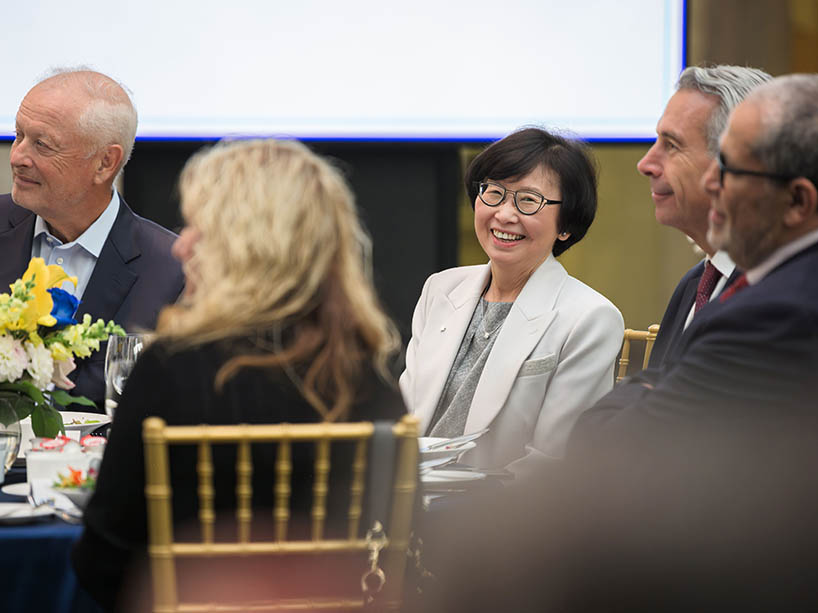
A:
[[31, 191, 120, 300]]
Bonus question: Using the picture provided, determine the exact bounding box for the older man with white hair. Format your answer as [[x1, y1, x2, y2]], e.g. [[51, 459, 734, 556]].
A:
[[0, 68, 184, 409]]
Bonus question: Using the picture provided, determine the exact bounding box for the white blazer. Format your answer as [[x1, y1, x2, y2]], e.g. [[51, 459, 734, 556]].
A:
[[400, 255, 624, 474]]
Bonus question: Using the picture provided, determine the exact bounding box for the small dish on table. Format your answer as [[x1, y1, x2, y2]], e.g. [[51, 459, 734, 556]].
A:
[[0, 482, 30, 497], [0, 502, 53, 525]]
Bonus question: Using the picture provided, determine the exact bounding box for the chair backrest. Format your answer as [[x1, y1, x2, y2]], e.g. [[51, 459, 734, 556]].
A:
[[143, 414, 419, 612], [616, 324, 660, 383]]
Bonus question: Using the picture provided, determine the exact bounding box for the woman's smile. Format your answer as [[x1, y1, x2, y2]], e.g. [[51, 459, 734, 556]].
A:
[[491, 228, 526, 243]]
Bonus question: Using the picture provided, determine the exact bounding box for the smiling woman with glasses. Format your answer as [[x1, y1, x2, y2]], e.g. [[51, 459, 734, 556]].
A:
[[399, 127, 623, 473], [476, 181, 564, 214]]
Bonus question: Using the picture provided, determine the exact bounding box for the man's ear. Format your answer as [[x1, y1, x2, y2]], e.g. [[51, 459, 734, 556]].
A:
[[783, 177, 818, 228], [93, 144, 124, 185]]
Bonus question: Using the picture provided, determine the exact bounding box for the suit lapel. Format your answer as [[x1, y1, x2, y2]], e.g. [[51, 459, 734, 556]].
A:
[[678, 265, 702, 321], [76, 200, 139, 323], [651, 261, 703, 367], [464, 256, 564, 433], [667, 264, 702, 348], [0, 204, 35, 290], [414, 266, 489, 435]]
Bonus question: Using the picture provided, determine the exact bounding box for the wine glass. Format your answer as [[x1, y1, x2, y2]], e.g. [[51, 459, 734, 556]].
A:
[[104, 333, 150, 419]]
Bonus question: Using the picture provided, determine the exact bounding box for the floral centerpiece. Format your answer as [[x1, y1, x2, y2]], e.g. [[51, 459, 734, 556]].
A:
[[0, 258, 124, 437]]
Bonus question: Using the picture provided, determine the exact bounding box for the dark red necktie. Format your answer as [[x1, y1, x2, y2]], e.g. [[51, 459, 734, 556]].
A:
[[719, 273, 749, 303], [694, 261, 723, 313]]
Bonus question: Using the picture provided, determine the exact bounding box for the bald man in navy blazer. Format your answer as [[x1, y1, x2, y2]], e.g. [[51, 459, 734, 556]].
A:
[[1, 69, 183, 411]]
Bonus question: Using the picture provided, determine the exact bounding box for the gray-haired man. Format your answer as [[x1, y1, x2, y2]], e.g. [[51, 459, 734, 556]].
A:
[[636, 65, 770, 367], [0, 69, 184, 408]]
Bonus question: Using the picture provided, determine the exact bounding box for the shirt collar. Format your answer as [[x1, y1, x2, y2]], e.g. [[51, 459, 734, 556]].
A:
[[33, 191, 120, 257], [746, 227, 818, 285], [708, 250, 736, 279]]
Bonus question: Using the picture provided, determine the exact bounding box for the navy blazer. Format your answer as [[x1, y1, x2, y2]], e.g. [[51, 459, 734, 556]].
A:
[[571, 241, 818, 453], [0, 194, 184, 410], [559, 243, 818, 610], [649, 260, 743, 368]]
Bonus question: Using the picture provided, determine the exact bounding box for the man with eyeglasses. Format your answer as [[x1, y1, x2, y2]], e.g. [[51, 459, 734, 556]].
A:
[[560, 74, 818, 610], [637, 65, 770, 367]]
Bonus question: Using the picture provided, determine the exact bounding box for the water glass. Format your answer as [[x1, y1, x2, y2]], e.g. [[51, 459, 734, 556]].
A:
[[0, 419, 21, 482], [104, 333, 150, 419]]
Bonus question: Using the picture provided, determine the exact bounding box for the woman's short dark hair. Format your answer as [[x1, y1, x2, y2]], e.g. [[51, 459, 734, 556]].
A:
[[464, 127, 598, 257]]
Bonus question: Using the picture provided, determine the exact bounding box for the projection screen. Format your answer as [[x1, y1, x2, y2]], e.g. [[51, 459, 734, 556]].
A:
[[0, 0, 685, 141]]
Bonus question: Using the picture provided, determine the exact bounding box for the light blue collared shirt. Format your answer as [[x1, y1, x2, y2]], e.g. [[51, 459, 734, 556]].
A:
[[31, 191, 120, 299]]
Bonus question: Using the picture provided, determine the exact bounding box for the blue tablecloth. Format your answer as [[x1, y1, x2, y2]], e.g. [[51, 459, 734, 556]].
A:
[[0, 468, 103, 613]]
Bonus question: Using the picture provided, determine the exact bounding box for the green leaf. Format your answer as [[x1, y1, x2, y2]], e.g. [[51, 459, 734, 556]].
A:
[[0, 390, 36, 421], [13, 395, 35, 421], [0, 399, 18, 427], [31, 404, 65, 438], [50, 390, 97, 409], [0, 381, 47, 406]]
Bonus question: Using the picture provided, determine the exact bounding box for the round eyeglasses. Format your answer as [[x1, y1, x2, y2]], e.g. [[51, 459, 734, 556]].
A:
[[476, 181, 562, 215]]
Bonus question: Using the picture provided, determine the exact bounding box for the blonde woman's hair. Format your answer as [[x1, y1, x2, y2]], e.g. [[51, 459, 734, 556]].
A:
[[157, 138, 400, 421]]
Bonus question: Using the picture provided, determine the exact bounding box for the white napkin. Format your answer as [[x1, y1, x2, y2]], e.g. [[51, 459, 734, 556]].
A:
[[29, 479, 82, 517]]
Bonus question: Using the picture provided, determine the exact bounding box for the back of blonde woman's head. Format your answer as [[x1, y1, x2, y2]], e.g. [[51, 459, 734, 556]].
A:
[[159, 139, 399, 419]]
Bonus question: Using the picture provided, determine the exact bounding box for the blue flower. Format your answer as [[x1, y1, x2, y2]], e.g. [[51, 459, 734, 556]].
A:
[[48, 288, 80, 328]]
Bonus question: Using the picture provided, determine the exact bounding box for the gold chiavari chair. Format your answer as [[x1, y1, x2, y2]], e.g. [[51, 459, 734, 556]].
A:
[[616, 324, 661, 383], [143, 414, 419, 612]]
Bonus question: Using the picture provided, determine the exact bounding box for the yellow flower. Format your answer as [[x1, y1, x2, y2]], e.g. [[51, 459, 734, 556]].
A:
[[63, 326, 84, 346], [44, 263, 78, 290], [12, 259, 79, 332], [16, 260, 55, 330], [49, 341, 71, 362], [0, 295, 11, 330]]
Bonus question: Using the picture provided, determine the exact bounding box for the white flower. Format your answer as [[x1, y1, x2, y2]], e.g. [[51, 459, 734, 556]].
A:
[[51, 357, 76, 390], [0, 334, 28, 383], [24, 341, 54, 390]]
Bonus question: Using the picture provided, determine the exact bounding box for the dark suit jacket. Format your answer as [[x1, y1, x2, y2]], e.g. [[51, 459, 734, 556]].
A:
[[561, 242, 818, 610], [0, 194, 184, 410], [649, 259, 742, 368], [574, 240, 818, 451]]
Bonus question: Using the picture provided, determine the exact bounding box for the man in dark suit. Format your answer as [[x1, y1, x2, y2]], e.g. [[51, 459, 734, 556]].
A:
[[563, 73, 818, 611], [637, 65, 769, 367], [0, 69, 183, 410]]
